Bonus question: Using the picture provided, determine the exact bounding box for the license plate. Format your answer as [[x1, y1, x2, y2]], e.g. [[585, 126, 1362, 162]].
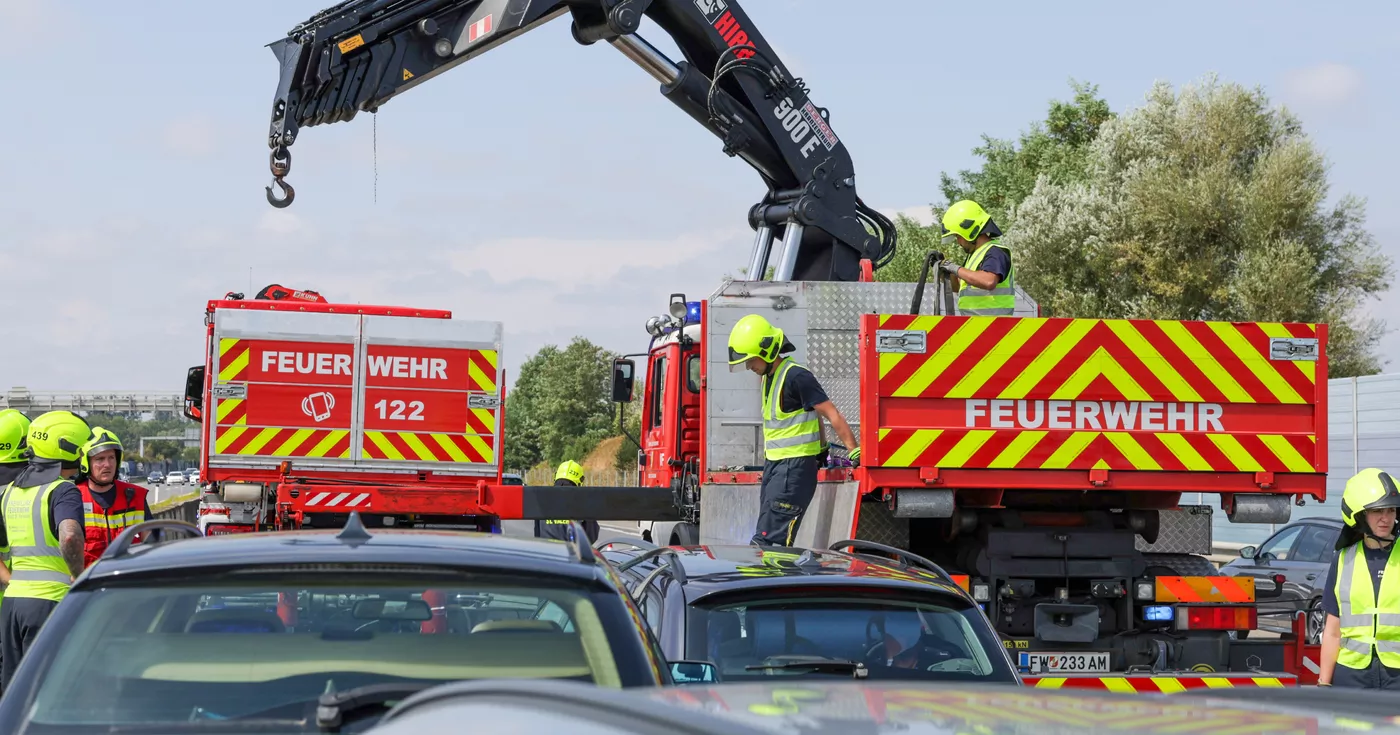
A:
[[1018, 652, 1110, 673]]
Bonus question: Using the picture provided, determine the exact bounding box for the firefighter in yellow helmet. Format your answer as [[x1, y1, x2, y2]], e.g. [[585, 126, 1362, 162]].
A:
[[0, 410, 31, 682], [0, 410, 91, 690], [535, 460, 599, 544], [939, 200, 1014, 316], [728, 314, 858, 547], [1318, 468, 1400, 689]]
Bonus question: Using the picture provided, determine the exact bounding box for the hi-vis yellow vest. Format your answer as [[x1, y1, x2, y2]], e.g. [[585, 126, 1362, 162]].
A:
[[762, 361, 823, 461], [2, 480, 73, 602], [1335, 542, 1400, 670], [958, 239, 1015, 316]]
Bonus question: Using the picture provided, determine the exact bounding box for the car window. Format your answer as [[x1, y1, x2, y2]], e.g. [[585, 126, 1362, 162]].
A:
[[26, 578, 631, 727], [686, 595, 1015, 683], [686, 355, 700, 394], [1292, 525, 1336, 564], [1258, 525, 1305, 561], [650, 356, 668, 429]]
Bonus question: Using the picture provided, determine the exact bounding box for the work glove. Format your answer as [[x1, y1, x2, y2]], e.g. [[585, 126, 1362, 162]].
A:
[[847, 447, 861, 467], [938, 260, 961, 276]]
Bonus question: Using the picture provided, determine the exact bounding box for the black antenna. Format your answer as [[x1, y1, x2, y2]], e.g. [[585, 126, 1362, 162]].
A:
[[337, 511, 373, 546]]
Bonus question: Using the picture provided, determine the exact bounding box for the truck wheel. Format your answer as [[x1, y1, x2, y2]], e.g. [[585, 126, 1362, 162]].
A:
[[672, 523, 700, 546], [1143, 553, 1218, 577]]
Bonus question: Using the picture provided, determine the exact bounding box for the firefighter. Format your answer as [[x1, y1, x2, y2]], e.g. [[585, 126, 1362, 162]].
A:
[[727, 314, 859, 547], [1317, 467, 1400, 690], [938, 199, 1015, 316], [0, 410, 89, 690], [75, 427, 153, 567], [0, 410, 31, 684], [535, 460, 600, 544]]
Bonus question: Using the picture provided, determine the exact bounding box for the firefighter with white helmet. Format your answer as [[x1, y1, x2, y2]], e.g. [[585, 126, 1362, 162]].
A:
[[728, 314, 858, 547], [0, 410, 91, 689], [1318, 468, 1400, 689], [938, 199, 1015, 316]]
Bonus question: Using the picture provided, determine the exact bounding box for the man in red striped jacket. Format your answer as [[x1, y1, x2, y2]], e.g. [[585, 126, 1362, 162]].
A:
[[74, 428, 152, 567]]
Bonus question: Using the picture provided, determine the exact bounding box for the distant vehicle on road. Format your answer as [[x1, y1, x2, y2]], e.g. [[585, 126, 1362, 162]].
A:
[[1218, 516, 1341, 643], [165, 470, 186, 485], [187, 469, 201, 485], [147, 471, 164, 485], [0, 516, 675, 732]]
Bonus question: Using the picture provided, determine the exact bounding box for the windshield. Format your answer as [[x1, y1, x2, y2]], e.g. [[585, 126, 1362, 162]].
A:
[[26, 576, 632, 729], [686, 594, 1015, 683]]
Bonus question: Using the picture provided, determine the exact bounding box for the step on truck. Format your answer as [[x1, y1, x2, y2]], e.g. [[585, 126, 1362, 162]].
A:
[[182, 292, 678, 534], [612, 272, 1326, 687]]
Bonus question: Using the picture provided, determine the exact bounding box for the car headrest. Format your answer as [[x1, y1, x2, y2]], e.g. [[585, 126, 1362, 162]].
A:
[[470, 620, 563, 634]]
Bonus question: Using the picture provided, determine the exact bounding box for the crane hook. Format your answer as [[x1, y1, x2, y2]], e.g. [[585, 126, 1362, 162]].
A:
[[266, 177, 295, 208]]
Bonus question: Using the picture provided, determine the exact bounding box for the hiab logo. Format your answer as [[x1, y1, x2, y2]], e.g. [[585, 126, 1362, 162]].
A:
[[301, 392, 336, 423], [693, 0, 727, 20]]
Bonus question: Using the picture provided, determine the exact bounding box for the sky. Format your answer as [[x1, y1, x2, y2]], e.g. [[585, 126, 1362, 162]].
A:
[[1, 0, 1397, 393]]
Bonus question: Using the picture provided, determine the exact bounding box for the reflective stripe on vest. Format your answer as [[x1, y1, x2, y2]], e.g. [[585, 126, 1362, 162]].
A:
[[958, 239, 1015, 316], [1335, 542, 1400, 670], [2, 480, 72, 602], [78, 481, 149, 567], [762, 360, 823, 461]]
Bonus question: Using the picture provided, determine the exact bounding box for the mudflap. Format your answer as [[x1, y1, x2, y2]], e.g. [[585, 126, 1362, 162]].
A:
[[699, 480, 860, 547]]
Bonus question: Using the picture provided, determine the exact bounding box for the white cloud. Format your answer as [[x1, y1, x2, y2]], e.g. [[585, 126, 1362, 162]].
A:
[[163, 115, 222, 158], [881, 205, 937, 227], [1281, 63, 1364, 109]]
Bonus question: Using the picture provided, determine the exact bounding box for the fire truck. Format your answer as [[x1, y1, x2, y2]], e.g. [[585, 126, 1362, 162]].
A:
[[181, 289, 677, 534], [611, 271, 1326, 686], [250, 0, 1325, 685]]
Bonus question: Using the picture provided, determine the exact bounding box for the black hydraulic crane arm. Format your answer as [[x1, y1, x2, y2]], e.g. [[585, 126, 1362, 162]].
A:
[[263, 0, 896, 282]]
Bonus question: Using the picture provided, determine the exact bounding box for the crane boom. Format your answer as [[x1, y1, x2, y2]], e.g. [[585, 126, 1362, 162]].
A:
[[262, 0, 896, 282]]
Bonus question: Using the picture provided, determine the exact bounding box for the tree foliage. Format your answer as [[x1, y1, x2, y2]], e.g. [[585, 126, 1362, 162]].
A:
[[879, 76, 1391, 376], [502, 337, 619, 471]]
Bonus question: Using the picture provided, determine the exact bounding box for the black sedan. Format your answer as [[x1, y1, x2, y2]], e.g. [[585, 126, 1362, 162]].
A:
[[0, 515, 672, 733], [597, 539, 1019, 685]]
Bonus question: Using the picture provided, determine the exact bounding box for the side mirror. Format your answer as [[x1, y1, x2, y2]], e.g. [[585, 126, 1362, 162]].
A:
[[611, 359, 636, 403], [352, 598, 433, 622], [182, 366, 205, 422], [668, 660, 719, 685], [1238, 546, 1257, 560]]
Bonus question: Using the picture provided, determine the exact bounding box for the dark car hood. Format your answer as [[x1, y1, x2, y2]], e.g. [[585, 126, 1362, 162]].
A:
[[646, 682, 1400, 734]]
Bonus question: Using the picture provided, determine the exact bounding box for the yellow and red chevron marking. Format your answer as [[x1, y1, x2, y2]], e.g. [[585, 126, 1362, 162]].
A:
[[464, 406, 497, 435], [875, 314, 1318, 404], [216, 397, 248, 426], [1155, 575, 1254, 603], [214, 425, 351, 458], [950, 574, 970, 592], [361, 430, 495, 464], [218, 338, 251, 383], [874, 427, 1316, 472], [464, 349, 499, 393], [1023, 674, 1292, 692], [870, 315, 1322, 474]]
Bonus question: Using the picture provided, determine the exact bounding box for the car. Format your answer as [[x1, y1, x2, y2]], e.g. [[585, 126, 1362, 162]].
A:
[[363, 678, 1400, 735], [1219, 516, 1341, 643], [0, 514, 676, 733], [186, 469, 201, 485], [501, 473, 523, 485], [146, 471, 163, 485], [597, 539, 1019, 685], [165, 469, 186, 485]]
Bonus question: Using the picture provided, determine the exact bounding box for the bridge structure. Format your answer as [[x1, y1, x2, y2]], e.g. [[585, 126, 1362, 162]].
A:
[[1, 387, 185, 414]]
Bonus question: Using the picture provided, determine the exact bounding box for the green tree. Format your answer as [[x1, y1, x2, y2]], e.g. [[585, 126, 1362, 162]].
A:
[[1011, 75, 1391, 376], [503, 337, 618, 470], [878, 81, 1113, 284]]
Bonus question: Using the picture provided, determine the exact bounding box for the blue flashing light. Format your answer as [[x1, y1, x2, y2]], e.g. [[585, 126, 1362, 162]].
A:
[[685, 301, 702, 324], [1144, 605, 1174, 622]]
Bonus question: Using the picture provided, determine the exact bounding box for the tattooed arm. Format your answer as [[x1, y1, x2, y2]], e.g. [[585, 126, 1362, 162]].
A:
[[59, 519, 84, 579]]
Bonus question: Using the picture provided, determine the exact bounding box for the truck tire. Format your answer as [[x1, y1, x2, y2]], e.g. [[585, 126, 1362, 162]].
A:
[[1143, 553, 1218, 577], [672, 522, 700, 546]]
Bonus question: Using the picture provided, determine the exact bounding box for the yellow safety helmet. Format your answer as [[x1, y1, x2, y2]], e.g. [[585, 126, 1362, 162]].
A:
[[0, 409, 31, 463], [1341, 468, 1400, 528], [555, 460, 585, 486], [27, 410, 92, 464], [940, 199, 993, 242], [728, 314, 785, 365], [80, 426, 124, 475]]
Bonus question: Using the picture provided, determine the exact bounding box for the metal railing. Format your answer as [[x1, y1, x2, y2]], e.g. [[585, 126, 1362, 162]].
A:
[[2, 387, 185, 413]]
